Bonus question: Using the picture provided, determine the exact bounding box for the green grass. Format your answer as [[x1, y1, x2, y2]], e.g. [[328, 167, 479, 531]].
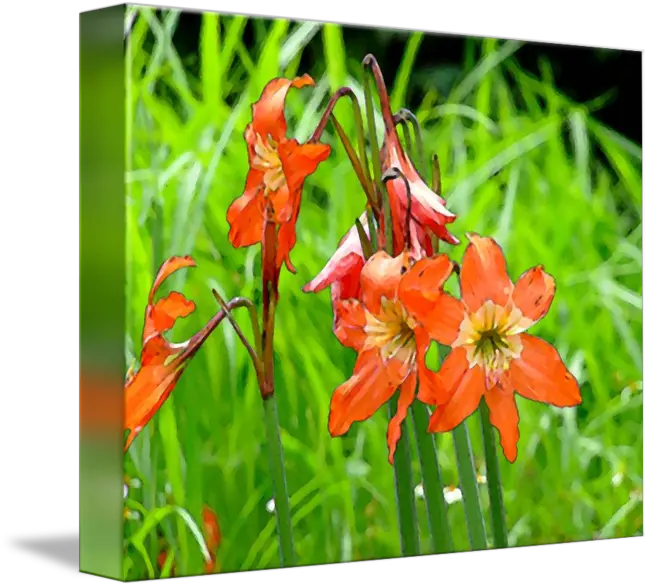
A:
[[123, 7, 643, 580]]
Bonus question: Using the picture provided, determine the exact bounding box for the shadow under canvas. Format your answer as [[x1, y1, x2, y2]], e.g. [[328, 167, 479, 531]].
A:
[[13, 535, 79, 570]]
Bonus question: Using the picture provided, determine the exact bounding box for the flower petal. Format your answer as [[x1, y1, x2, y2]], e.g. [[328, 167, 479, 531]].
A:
[[303, 213, 370, 298], [279, 141, 331, 214], [384, 139, 458, 245], [148, 291, 195, 338], [428, 347, 486, 432], [328, 348, 405, 437], [334, 299, 367, 351], [415, 329, 448, 405], [398, 254, 461, 344], [124, 352, 186, 450], [512, 265, 556, 324], [203, 505, 221, 551], [510, 334, 582, 407], [226, 168, 265, 248], [484, 380, 520, 463], [360, 251, 410, 316], [250, 74, 315, 142], [386, 374, 416, 464], [460, 233, 513, 311], [125, 258, 223, 452]]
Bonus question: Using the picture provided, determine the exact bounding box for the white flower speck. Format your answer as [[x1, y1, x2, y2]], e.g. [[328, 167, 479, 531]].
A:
[[611, 472, 624, 487], [266, 498, 276, 513], [477, 474, 487, 485], [443, 486, 463, 505], [414, 483, 425, 499]]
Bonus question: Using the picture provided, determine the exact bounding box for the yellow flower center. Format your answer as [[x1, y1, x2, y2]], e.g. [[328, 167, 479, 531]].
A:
[[252, 133, 286, 192], [364, 297, 417, 367], [454, 300, 533, 380]]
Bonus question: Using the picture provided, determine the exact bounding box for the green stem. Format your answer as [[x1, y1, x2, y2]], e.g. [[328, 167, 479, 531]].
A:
[[263, 395, 296, 566], [411, 401, 454, 553], [479, 400, 509, 548], [387, 399, 420, 557], [452, 422, 488, 550]]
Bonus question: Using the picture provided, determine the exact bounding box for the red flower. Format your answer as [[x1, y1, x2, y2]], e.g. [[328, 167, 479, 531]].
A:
[[426, 234, 582, 462], [226, 75, 331, 272], [124, 256, 219, 451], [329, 250, 455, 463], [382, 128, 459, 252]]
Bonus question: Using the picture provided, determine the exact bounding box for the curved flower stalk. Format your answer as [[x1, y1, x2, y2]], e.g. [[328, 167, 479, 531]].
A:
[[124, 256, 253, 451], [362, 54, 459, 254], [427, 233, 583, 462]]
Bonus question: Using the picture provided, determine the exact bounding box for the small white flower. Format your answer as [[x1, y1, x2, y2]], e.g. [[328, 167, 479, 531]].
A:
[[266, 498, 276, 513], [414, 483, 425, 500], [123, 484, 129, 499], [477, 474, 487, 485], [130, 478, 142, 489], [611, 472, 624, 487], [443, 486, 463, 505]]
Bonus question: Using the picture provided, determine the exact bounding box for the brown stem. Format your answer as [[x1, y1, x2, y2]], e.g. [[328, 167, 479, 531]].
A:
[[182, 297, 255, 363], [261, 203, 279, 400], [310, 86, 356, 142], [430, 154, 442, 254], [362, 54, 397, 136], [211, 289, 264, 389], [382, 167, 413, 250]]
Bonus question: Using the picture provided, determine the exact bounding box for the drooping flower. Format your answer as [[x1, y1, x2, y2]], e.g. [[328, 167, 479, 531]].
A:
[[329, 249, 456, 463], [361, 53, 458, 251], [157, 505, 221, 576], [226, 75, 331, 273], [124, 256, 224, 451], [381, 125, 459, 251], [426, 233, 582, 462], [303, 209, 434, 314]]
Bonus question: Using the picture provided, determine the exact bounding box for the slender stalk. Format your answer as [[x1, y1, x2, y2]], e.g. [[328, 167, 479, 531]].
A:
[[388, 400, 421, 556], [396, 108, 426, 181], [258, 206, 295, 566], [479, 400, 509, 548], [431, 156, 487, 551], [310, 87, 375, 207], [379, 147, 419, 555], [263, 394, 296, 566], [452, 422, 488, 550], [411, 401, 454, 553], [211, 289, 264, 388]]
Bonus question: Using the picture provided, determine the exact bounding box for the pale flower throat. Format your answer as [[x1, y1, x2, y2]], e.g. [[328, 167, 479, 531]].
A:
[[252, 133, 286, 192], [364, 297, 417, 368], [454, 299, 533, 383]]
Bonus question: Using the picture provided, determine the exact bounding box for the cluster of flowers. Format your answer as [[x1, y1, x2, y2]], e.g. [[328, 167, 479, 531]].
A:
[[122, 54, 582, 571]]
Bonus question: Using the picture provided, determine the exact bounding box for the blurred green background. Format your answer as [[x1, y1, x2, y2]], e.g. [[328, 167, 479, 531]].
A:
[[123, 6, 643, 580]]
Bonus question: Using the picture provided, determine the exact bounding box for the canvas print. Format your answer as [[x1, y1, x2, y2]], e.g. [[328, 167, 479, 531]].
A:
[[96, 3, 643, 580]]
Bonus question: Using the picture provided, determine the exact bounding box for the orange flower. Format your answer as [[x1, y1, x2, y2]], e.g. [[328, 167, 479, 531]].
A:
[[426, 234, 582, 462], [226, 75, 331, 272], [202, 505, 221, 574], [124, 256, 223, 451], [330, 250, 455, 463], [382, 127, 458, 252], [157, 505, 221, 576]]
